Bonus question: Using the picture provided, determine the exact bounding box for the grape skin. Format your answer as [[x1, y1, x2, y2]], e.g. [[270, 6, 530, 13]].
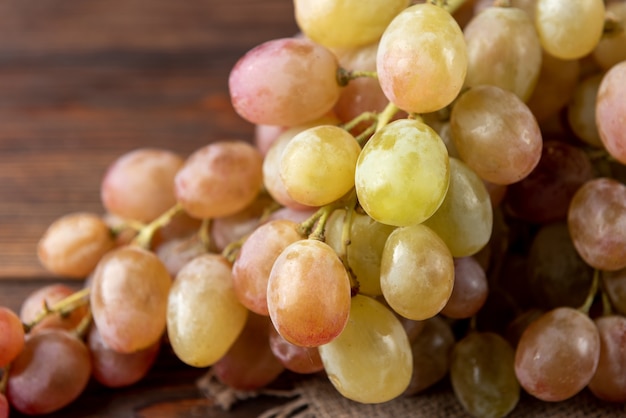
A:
[[596, 60, 626, 164], [0, 307, 25, 367], [587, 315, 626, 402]]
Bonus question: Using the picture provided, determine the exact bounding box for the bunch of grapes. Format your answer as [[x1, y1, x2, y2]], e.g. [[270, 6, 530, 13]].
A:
[[1, 0, 626, 417]]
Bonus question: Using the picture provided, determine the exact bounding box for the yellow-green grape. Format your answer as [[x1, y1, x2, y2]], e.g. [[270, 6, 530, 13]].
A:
[[167, 254, 248, 367], [593, 2, 626, 70], [377, 2, 468, 113], [423, 158, 493, 257], [293, 0, 409, 49], [463, 6, 542, 102], [535, 0, 605, 60], [319, 294, 412, 404], [324, 209, 396, 296], [355, 119, 450, 227], [380, 224, 454, 320], [451, 332, 520, 418], [279, 125, 361, 207]]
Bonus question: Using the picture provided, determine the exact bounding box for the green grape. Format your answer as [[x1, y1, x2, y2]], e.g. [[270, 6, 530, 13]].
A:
[[535, 0, 605, 60], [567, 73, 603, 147], [423, 157, 493, 257], [324, 209, 395, 296], [380, 223, 454, 320], [167, 254, 248, 367], [294, 0, 409, 49], [355, 119, 450, 227], [267, 239, 351, 347], [319, 294, 412, 404], [377, 2, 468, 113], [279, 125, 361, 207], [451, 332, 520, 418]]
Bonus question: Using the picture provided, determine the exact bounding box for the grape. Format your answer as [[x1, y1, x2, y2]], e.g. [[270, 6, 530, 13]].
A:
[[514, 307, 600, 402], [603, 267, 626, 315], [174, 141, 263, 219], [377, 3, 468, 113], [593, 2, 626, 70], [527, 222, 594, 309], [568, 178, 626, 271], [463, 6, 542, 101], [279, 125, 361, 207], [20, 284, 89, 333], [265, 206, 317, 224], [37, 212, 115, 279], [319, 294, 412, 404], [232, 219, 303, 315], [526, 51, 581, 122], [380, 223, 454, 321], [596, 60, 626, 164], [213, 313, 284, 390], [324, 209, 395, 296], [451, 332, 520, 418], [155, 233, 207, 277], [7, 329, 92, 415], [267, 239, 351, 347], [450, 85, 542, 185], [587, 315, 626, 402], [0, 307, 24, 367], [423, 157, 493, 257], [87, 324, 160, 388], [268, 325, 324, 374], [567, 73, 603, 147], [440, 256, 488, 319], [101, 148, 184, 223], [504, 140, 595, 223], [254, 124, 285, 157], [0, 393, 7, 418], [150, 210, 202, 249], [535, 0, 605, 60], [167, 254, 248, 367], [404, 315, 455, 395], [90, 245, 172, 353], [228, 37, 340, 126], [355, 119, 450, 227], [294, 0, 409, 49]]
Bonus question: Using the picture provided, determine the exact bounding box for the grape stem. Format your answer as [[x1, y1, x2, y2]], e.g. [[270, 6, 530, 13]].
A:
[[336, 67, 377, 87], [23, 287, 91, 333], [132, 202, 184, 249], [578, 269, 600, 315], [601, 290, 613, 317], [73, 308, 93, 340], [340, 111, 378, 133], [376, 102, 400, 132], [603, 15, 624, 36], [222, 234, 250, 264], [198, 218, 212, 251], [337, 192, 360, 295]]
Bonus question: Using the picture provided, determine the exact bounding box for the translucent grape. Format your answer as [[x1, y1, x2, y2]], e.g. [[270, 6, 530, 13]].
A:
[[450, 85, 542, 185], [423, 157, 493, 257], [568, 178, 626, 271], [324, 209, 395, 296], [294, 0, 409, 49], [587, 315, 626, 402], [451, 332, 520, 418], [87, 324, 160, 388], [0, 307, 24, 367], [167, 254, 248, 367], [20, 284, 89, 333], [213, 313, 284, 390], [404, 315, 455, 395], [380, 223, 454, 321], [463, 6, 542, 101], [267, 239, 351, 347], [593, 2, 626, 70], [37, 212, 115, 279], [377, 3, 468, 113], [319, 294, 412, 404], [90, 245, 172, 353], [232, 219, 303, 315], [535, 0, 605, 60], [100, 148, 184, 223], [355, 119, 450, 227], [596, 60, 626, 164], [229, 37, 340, 126], [514, 307, 600, 402], [174, 141, 263, 219], [268, 325, 324, 374], [567, 73, 603, 147], [279, 125, 361, 207], [7, 330, 92, 415], [440, 256, 488, 319]]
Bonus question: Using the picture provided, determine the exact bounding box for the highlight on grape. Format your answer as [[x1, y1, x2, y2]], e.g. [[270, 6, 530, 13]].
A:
[[2, 0, 626, 416]]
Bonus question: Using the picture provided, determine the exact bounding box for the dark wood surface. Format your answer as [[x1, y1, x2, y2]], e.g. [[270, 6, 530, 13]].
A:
[[0, 1, 625, 417]]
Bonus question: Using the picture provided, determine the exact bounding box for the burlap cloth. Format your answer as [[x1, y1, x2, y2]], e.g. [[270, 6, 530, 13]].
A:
[[198, 370, 626, 417]]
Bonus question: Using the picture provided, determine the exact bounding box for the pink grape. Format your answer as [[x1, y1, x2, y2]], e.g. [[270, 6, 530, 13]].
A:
[[596, 60, 626, 164], [0, 307, 24, 367]]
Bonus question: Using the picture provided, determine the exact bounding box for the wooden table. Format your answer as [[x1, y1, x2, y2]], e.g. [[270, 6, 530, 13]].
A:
[[0, 1, 624, 417]]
